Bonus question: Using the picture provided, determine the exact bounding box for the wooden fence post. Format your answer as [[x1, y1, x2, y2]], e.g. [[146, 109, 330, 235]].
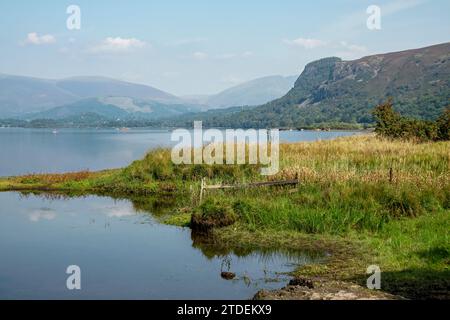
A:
[[199, 178, 205, 203]]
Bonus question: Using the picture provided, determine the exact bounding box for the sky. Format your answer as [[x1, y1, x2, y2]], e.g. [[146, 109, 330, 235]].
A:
[[0, 0, 449, 96]]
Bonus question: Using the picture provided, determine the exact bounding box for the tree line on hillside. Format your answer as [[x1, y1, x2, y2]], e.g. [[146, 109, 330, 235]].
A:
[[373, 99, 450, 141]]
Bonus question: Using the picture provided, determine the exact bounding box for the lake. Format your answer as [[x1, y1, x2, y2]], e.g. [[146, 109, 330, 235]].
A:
[[0, 192, 325, 299], [0, 127, 361, 176], [0, 128, 357, 299]]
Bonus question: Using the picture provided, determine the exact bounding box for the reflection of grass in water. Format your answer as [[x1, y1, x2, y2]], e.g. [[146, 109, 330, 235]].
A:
[[190, 229, 325, 264]]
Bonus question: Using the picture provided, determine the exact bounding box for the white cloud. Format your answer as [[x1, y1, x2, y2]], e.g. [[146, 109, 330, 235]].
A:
[[89, 37, 147, 53], [283, 37, 326, 49], [336, 41, 369, 60], [242, 51, 254, 58], [23, 32, 56, 45], [340, 41, 367, 53], [192, 51, 208, 60]]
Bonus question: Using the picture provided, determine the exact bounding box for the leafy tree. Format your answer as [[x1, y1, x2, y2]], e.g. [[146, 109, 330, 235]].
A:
[[372, 99, 403, 138], [372, 100, 448, 142], [436, 106, 450, 141]]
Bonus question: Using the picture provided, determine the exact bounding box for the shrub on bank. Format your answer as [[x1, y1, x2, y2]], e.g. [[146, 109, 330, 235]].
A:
[[373, 99, 450, 142]]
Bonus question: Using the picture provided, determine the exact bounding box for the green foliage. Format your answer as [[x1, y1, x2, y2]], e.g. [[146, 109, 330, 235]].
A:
[[207, 179, 448, 235], [191, 198, 238, 231], [373, 100, 449, 141], [436, 106, 450, 141]]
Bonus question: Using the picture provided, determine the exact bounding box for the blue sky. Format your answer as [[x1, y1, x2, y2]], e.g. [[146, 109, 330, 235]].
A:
[[0, 0, 449, 95]]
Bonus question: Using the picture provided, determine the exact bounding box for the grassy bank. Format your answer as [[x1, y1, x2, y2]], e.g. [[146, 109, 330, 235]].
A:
[[1, 135, 449, 298]]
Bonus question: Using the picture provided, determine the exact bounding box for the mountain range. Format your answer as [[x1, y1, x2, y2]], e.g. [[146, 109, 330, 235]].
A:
[[1, 42, 449, 127], [0, 73, 296, 120], [0, 75, 184, 117], [183, 75, 297, 109], [186, 42, 450, 128]]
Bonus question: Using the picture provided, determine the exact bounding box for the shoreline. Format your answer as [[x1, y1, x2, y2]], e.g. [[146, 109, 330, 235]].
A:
[[0, 135, 448, 299]]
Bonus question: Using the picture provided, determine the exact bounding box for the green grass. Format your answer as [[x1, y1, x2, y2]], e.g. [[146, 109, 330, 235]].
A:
[[1, 135, 449, 298], [188, 178, 448, 235]]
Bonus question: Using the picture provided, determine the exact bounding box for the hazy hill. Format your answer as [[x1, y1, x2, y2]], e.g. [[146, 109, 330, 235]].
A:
[[56, 77, 179, 103], [183, 75, 297, 109], [0, 74, 181, 117], [195, 42, 450, 128], [23, 97, 201, 121], [0, 74, 78, 116]]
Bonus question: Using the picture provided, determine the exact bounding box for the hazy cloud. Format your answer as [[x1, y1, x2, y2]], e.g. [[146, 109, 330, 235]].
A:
[[383, 0, 429, 15], [283, 37, 327, 49], [89, 37, 147, 53], [215, 51, 254, 60], [336, 41, 369, 60], [22, 32, 56, 45]]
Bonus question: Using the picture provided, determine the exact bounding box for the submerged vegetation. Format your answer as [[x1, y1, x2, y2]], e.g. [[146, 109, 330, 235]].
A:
[[0, 134, 449, 298]]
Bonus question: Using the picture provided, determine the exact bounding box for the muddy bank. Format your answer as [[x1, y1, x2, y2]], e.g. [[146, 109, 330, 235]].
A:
[[254, 277, 401, 300]]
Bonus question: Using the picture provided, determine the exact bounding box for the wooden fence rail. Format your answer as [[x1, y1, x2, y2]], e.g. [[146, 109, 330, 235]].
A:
[[199, 175, 300, 202]]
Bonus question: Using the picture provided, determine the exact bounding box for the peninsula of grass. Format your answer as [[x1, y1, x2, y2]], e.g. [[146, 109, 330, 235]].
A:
[[1, 135, 449, 299]]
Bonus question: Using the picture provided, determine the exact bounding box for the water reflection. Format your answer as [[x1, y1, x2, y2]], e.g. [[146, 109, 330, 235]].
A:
[[190, 231, 325, 288], [0, 192, 324, 299]]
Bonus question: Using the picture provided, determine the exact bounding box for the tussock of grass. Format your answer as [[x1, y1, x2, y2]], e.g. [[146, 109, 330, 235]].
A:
[[191, 198, 239, 231]]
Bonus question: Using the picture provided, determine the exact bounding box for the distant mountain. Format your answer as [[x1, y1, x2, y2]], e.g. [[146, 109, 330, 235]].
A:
[[183, 75, 297, 109], [192, 42, 450, 128], [0, 74, 181, 117], [22, 97, 201, 121], [56, 77, 179, 103], [0, 74, 78, 116]]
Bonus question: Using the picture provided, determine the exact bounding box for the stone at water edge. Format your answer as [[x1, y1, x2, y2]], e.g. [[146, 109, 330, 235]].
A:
[[221, 272, 236, 280]]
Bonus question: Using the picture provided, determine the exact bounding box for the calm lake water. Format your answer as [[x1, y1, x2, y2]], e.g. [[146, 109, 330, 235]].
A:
[[0, 128, 357, 299], [0, 127, 360, 176], [0, 192, 323, 299]]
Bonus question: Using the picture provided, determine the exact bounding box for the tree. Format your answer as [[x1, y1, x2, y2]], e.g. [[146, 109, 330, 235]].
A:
[[372, 99, 403, 138], [436, 106, 450, 141], [372, 99, 442, 141]]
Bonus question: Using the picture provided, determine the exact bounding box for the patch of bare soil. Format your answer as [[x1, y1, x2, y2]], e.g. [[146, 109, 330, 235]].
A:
[[254, 277, 401, 300]]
